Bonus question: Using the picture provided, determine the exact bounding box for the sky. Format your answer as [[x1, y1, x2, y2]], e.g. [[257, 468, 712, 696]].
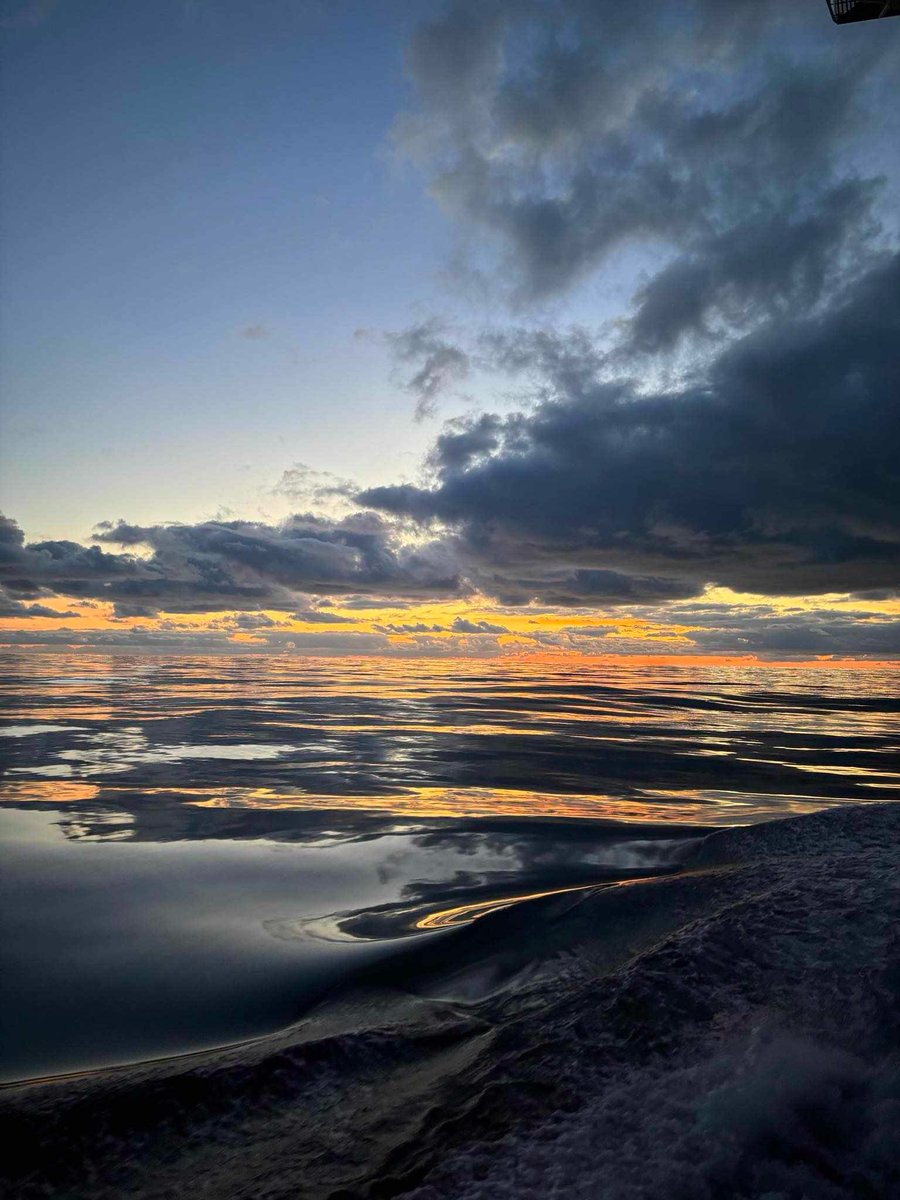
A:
[[1, 0, 899, 660]]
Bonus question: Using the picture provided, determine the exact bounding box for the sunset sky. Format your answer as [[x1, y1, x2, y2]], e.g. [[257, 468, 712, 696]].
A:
[[1, 0, 898, 660]]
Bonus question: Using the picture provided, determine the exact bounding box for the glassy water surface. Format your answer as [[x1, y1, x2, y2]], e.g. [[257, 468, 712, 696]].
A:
[[1, 652, 897, 1081]]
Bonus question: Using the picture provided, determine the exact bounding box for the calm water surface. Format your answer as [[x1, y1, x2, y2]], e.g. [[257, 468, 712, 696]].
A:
[[1, 653, 897, 1080]]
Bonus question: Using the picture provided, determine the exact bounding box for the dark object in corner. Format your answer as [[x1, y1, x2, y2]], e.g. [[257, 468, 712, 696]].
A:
[[826, 0, 900, 23]]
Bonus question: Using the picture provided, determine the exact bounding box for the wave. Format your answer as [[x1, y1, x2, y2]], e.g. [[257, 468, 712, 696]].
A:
[[2, 802, 898, 1199]]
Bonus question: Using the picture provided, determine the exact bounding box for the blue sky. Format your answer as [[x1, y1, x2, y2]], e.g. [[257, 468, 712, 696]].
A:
[[1, 0, 458, 538]]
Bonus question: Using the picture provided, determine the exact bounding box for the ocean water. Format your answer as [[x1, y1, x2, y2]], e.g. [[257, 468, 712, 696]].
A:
[[1, 651, 898, 1085]]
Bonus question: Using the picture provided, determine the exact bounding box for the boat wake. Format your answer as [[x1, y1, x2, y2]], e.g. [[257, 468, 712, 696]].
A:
[[2, 802, 899, 1199]]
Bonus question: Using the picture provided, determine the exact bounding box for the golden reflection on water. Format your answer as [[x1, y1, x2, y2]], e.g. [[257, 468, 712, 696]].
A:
[[0, 781, 100, 804], [791, 763, 900, 778], [414, 882, 603, 929], [181, 784, 833, 825], [2, 650, 896, 705], [0, 780, 838, 826], [2, 652, 898, 829], [190, 785, 657, 820]]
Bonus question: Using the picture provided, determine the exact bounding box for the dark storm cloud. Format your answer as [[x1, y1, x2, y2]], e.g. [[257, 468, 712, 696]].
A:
[[492, 571, 703, 608], [90, 513, 463, 609], [0, 511, 465, 615], [362, 251, 900, 597], [0, 512, 145, 598], [624, 179, 880, 355], [385, 0, 894, 386], [363, 1, 900, 608], [852, 588, 900, 602]]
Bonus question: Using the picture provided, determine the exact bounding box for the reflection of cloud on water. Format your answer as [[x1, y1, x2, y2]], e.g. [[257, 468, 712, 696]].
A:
[[0, 779, 889, 846], [0, 724, 87, 737], [2, 657, 897, 841], [6, 725, 303, 778], [272, 829, 699, 945]]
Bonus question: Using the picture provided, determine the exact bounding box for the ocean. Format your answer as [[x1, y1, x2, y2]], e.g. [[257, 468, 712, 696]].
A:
[[1, 652, 898, 1198]]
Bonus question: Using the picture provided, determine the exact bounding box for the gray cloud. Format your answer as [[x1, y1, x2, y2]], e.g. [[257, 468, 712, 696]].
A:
[[362, 250, 900, 598], [624, 179, 881, 355], [0, 511, 465, 616], [289, 609, 357, 624], [472, 569, 702, 608], [92, 513, 464, 607], [228, 612, 281, 630], [559, 626, 614, 639], [528, 605, 900, 659], [111, 603, 160, 620], [374, 621, 447, 633], [0, 587, 78, 619], [0, 513, 146, 598], [0, 626, 395, 656], [0, 623, 517, 658], [398, 0, 889, 304], [682, 611, 900, 657], [387, 319, 471, 419], [273, 463, 356, 508], [5, 582, 895, 662], [376, 2, 897, 617], [450, 616, 508, 633]]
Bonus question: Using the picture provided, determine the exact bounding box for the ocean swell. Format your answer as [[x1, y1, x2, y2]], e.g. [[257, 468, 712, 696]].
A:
[[2, 802, 898, 1200]]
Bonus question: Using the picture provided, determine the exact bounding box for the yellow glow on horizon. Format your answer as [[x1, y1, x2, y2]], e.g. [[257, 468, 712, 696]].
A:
[[0, 590, 897, 667], [698, 586, 900, 616]]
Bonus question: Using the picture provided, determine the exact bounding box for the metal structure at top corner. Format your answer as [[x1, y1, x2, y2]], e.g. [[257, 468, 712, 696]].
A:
[[826, 0, 900, 23]]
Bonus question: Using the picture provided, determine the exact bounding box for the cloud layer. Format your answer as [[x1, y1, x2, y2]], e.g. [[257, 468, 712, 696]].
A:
[[0, 511, 462, 618], [363, 251, 900, 599]]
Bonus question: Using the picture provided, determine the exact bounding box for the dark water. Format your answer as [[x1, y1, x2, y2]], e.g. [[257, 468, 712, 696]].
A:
[[1, 652, 898, 1082]]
